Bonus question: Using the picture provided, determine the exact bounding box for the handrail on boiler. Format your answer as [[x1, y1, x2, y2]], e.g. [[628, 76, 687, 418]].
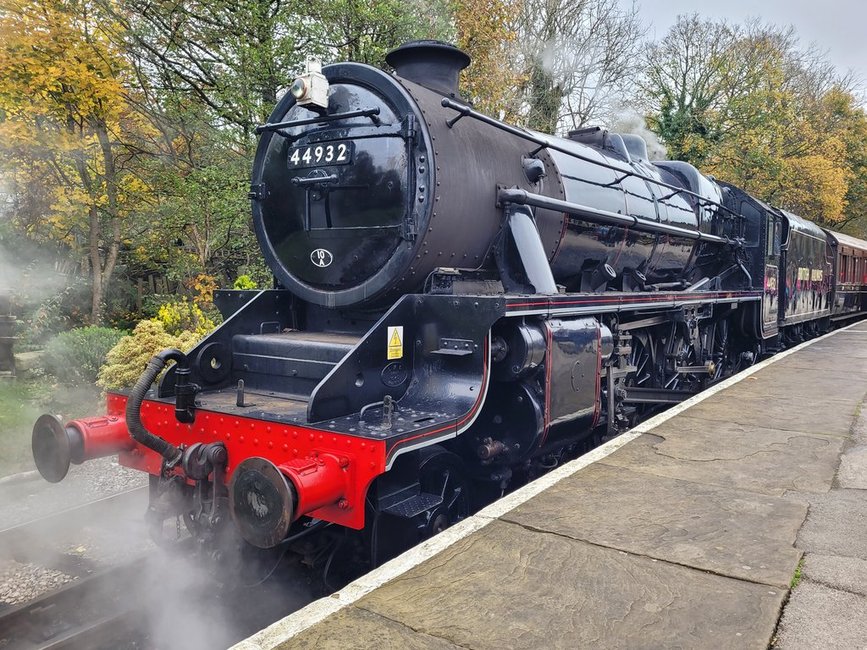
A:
[[441, 98, 739, 219], [498, 189, 730, 245]]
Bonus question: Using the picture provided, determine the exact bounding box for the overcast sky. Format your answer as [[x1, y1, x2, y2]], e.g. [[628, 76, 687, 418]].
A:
[[630, 0, 866, 81]]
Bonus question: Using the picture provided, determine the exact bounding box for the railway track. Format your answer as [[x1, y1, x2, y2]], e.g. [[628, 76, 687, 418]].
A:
[[0, 485, 322, 649], [0, 486, 149, 549], [0, 561, 143, 650], [0, 487, 148, 579]]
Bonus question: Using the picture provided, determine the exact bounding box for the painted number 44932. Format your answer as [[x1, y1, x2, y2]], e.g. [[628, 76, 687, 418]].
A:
[[288, 141, 353, 169]]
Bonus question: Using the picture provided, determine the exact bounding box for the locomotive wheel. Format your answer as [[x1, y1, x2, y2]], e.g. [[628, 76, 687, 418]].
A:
[[709, 318, 734, 381], [628, 330, 655, 388], [658, 326, 701, 392], [624, 330, 656, 423], [418, 447, 470, 538]]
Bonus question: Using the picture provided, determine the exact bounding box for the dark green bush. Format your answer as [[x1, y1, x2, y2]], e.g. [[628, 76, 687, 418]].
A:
[[43, 326, 126, 385]]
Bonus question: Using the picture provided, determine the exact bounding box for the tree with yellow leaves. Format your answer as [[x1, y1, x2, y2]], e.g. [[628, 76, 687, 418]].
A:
[[0, 0, 151, 323], [641, 16, 867, 230], [453, 0, 523, 119]]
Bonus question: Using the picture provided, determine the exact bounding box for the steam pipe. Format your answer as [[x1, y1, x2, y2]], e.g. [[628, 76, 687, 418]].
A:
[[125, 348, 187, 465], [498, 188, 729, 245], [442, 97, 739, 218]]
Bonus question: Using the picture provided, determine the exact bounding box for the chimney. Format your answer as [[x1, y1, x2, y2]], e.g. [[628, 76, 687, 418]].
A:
[[385, 40, 471, 97]]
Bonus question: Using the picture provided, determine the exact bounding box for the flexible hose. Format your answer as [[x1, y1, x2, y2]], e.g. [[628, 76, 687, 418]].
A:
[[125, 348, 185, 464]]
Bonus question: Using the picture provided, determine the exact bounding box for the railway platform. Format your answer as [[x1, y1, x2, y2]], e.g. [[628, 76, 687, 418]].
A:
[[235, 321, 867, 649]]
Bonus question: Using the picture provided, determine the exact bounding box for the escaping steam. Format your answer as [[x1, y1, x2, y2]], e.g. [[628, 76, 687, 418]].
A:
[[607, 108, 668, 161]]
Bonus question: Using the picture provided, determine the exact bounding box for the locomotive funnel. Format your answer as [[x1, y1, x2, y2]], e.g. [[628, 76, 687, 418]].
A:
[[32, 413, 133, 482], [385, 40, 470, 97]]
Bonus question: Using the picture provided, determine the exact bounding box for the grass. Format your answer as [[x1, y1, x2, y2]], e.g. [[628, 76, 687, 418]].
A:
[[0, 377, 103, 477], [790, 557, 805, 589]]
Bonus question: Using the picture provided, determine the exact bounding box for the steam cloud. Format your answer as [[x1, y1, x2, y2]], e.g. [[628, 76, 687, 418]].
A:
[[607, 108, 668, 161]]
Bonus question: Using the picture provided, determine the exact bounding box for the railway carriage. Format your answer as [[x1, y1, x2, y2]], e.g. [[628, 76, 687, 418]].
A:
[[825, 229, 867, 320], [29, 41, 867, 568]]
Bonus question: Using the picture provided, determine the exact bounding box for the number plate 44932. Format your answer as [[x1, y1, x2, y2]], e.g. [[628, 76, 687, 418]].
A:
[[288, 141, 354, 169]]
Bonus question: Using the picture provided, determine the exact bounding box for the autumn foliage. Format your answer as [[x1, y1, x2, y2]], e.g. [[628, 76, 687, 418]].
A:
[[640, 16, 867, 229], [1, 1, 867, 339], [453, 0, 523, 118]]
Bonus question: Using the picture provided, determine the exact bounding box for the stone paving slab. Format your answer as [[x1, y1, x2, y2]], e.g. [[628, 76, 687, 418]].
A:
[[283, 606, 462, 650], [791, 489, 867, 561], [601, 420, 845, 496], [733, 370, 867, 403], [760, 342, 867, 360], [503, 462, 805, 588], [837, 402, 867, 489], [674, 388, 858, 437], [354, 520, 786, 650], [653, 412, 847, 446], [803, 553, 867, 597], [773, 350, 867, 372], [838, 445, 867, 489], [773, 581, 867, 649]]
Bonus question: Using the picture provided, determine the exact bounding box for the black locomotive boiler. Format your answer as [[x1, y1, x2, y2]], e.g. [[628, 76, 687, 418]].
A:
[[31, 41, 867, 563]]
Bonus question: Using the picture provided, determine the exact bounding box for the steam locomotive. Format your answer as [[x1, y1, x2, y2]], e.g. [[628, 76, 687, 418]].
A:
[[31, 41, 867, 563]]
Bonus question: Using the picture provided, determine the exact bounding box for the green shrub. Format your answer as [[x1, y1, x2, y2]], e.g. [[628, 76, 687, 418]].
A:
[[141, 293, 179, 318], [43, 326, 126, 385], [97, 319, 199, 390], [155, 299, 217, 337], [233, 274, 257, 290]]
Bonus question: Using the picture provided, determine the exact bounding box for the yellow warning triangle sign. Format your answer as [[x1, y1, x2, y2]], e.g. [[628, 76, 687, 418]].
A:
[[389, 329, 402, 347]]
